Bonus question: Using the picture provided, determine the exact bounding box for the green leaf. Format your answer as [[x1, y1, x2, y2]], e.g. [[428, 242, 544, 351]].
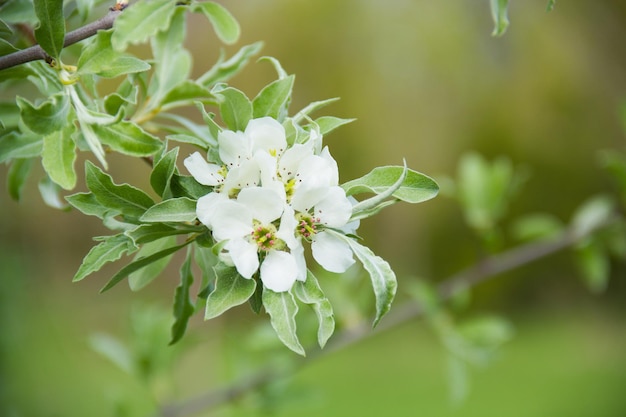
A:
[[0, 0, 37, 25], [252, 75, 294, 120], [510, 213, 564, 242], [101, 239, 192, 292], [151, 147, 179, 197], [85, 161, 155, 220], [17, 94, 69, 135], [160, 81, 214, 109], [140, 197, 197, 223], [7, 158, 33, 201], [129, 236, 178, 291], [150, 8, 191, 105], [191, 1, 240, 44], [292, 97, 340, 124], [262, 288, 305, 356], [38, 175, 69, 209], [171, 247, 196, 344], [66, 192, 115, 219], [571, 195, 615, 238], [343, 165, 439, 204], [170, 174, 213, 200], [33, 0, 65, 60], [78, 30, 151, 78], [314, 116, 355, 136], [293, 271, 335, 348], [0, 131, 42, 163], [326, 230, 397, 327], [490, 0, 510, 37], [0, 102, 20, 129], [575, 242, 610, 294], [89, 333, 132, 374], [73, 233, 136, 282], [42, 123, 77, 190], [197, 42, 263, 87], [111, 0, 177, 51], [91, 121, 162, 157], [125, 223, 198, 245], [204, 266, 256, 319], [546, 0, 556, 12], [212, 85, 252, 131]]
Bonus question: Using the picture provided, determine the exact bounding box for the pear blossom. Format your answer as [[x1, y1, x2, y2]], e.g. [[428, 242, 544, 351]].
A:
[[188, 115, 361, 291], [207, 186, 302, 292]]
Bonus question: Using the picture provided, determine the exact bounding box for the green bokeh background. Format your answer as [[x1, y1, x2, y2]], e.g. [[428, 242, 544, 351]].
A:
[[1, 1, 625, 416]]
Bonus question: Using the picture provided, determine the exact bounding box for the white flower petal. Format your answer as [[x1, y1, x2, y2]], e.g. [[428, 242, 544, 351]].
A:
[[211, 200, 253, 241], [278, 142, 314, 180], [196, 192, 228, 228], [219, 130, 251, 166], [246, 117, 286, 155], [290, 181, 330, 212], [237, 187, 284, 224], [260, 250, 298, 292], [227, 238, 259, 278], [184, 152, 223, 186], [315, 186, 352, 227], [277, 205, 298, 249], [222, 158, 260, 195], [311, 231, 355, 273], [290, 242, 307, 282]]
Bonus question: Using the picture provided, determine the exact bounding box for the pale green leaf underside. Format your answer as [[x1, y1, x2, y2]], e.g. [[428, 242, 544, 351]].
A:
[[326, 230, 397, 327], [205, 267, 256, 319], [139, 197, 197, 223], [343, 165, 439, 204], [262, 288, 305, 356], [293, 271, 335, 348]]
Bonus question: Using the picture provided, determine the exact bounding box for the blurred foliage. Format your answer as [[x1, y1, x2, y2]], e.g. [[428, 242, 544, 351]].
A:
[[1, 0, 626, 416]]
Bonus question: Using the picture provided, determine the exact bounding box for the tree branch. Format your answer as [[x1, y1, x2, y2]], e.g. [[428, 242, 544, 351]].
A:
[[0, 9, 122, 71], [156, 214, 619, 416]]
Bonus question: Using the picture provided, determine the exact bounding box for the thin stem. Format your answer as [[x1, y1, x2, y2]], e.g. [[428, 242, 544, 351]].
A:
[[0, 9, 122, 71], [156, 214, 619, 416]]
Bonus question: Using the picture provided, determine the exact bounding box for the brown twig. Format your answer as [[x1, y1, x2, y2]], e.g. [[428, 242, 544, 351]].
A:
[[155, 214, 619, 416], [0, 9, 122, 71]]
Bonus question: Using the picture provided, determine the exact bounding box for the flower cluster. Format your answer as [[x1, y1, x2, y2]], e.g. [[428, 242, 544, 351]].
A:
[[185, 117, 358, 292]]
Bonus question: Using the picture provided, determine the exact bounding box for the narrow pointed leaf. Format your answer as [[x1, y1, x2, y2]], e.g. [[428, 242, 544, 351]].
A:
[[7, 158, 33, 201], [192, 1, 240, 44], [343, 165, 439, 204], [252, 75, 294, 120], [33, 0, 64, 59], [85, 161, 154, 219], [205, 266, 256, 319], [262, 288, 305, 356], [490, 0, 510, 37], [326, 230, 397, 327], [17, 94, 69, 135], [139, 197, 197, 223], [197, 42, 263, 87], [150, 147, 179, 197], [0, 131, 43, 163], [125, 223, 198, 245], [129, 236, 177, 291], [91, 121, 162, 157], [314, 116, 355, 136], [73, 234, 136, 282], [42, 123, 77, 190], [171, 248, 196, 344], [111, 0, 177, 51], [212, 85, 252, 131], [78, 30, 150, 78], [293, 271, 335, 348], [66, 192, 115, 219], [101, 240, 192, 292]]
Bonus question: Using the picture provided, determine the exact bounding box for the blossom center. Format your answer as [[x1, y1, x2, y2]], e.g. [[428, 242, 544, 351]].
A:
[[250, 221, 285, 251], [295, 212, 319, 240]]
